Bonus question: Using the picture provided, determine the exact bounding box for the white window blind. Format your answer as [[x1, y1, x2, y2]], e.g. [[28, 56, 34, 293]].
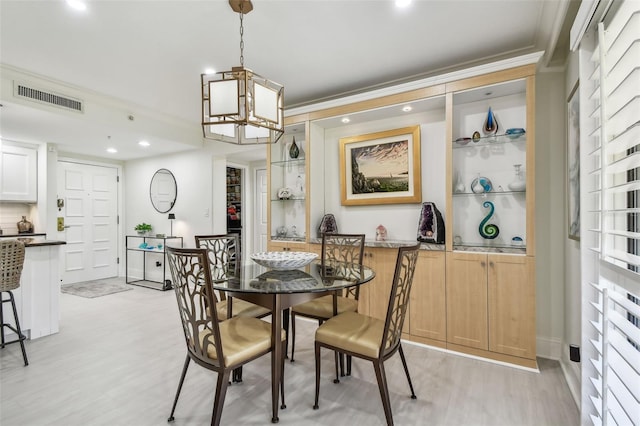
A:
[[580, 1, 640, 425]]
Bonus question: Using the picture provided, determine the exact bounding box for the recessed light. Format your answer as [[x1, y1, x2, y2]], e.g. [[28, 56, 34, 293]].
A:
[[204, 68, 216, 75], [107, 148, 117, 154], [66, 0, 87, 11], [402, 105, 413, 112], [341, 117, 350, 124], [395, 0, 411, 8], [139, 140, 150, 147]]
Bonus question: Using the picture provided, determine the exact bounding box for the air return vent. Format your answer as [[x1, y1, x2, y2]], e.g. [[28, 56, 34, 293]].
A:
[[14, 82, 83, 113]]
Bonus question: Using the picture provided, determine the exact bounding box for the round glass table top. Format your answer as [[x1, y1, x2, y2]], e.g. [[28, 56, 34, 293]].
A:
[[210, 261, 375, 294]]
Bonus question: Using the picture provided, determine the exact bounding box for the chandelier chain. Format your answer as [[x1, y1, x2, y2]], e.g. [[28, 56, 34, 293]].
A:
[[239, 5, 244, 67]]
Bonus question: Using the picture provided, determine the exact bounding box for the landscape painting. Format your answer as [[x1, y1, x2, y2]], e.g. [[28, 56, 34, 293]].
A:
[[339, 126, 421, 206]]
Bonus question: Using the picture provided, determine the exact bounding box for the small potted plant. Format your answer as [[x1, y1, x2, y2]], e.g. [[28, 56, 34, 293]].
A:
[[134, 223, 153, 236]]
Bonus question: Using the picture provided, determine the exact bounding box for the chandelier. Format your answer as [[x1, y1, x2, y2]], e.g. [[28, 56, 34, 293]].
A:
[[201, 0, 284, 145]]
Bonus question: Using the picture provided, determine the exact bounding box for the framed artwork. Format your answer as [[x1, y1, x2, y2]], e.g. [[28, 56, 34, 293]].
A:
[[567, 81, 580, 241], [339, 126, 421, 206]]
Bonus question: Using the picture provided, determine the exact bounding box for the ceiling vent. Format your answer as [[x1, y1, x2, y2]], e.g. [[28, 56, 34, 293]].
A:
[[14, 82, 83, 113]]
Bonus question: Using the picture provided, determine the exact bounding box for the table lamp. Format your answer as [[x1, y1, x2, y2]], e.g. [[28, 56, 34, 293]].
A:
[[168, 213, 175, 237]]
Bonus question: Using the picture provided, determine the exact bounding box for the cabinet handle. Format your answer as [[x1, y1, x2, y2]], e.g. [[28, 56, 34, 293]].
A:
[[489, 261, 494, 268], [481, 261, 486, 267]]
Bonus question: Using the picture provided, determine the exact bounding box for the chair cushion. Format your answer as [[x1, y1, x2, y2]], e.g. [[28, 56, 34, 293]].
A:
[[200, 316, 286, 368], [315, 311, 383, 359], [216, 298, 271, 320], [292, 295, 358, 319]]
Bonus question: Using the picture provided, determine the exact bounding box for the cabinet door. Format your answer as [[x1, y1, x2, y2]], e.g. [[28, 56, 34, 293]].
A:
[[361, 247, 396, 320], [446, 251, 488, 350], [488, 254, 535, 359], [0, 144, 37, 202], [410, 251, 446, 341]]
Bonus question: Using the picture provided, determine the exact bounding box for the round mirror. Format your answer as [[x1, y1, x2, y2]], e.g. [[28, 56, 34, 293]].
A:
[[149, 168, 177, 213]]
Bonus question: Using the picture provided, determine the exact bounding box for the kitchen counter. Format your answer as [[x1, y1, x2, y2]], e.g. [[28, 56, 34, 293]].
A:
[[1, 238, 64, 340], [0, 233, 46, 238], [0, 235, 66, 247]]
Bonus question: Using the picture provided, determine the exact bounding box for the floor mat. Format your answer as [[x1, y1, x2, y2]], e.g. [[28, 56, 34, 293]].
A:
[[61, 281, 132, 298]]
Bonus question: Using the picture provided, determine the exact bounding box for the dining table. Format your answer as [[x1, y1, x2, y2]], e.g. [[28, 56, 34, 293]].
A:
[[211, 259, 375, 423]]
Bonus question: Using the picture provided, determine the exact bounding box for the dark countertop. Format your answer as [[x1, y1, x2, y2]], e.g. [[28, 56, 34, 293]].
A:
[[1, 236, 66, 247], [0, 233, 46, 238]]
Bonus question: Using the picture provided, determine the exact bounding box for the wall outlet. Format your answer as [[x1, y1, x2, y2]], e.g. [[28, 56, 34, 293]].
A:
[[569, 345, 580, 362]]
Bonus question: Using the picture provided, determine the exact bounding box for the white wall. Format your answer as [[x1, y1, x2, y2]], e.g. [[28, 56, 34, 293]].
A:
[[562, 50, 582, 405], [124, 148, 220, 281], [317, 109, 447, 241], [535, 71, 567, 360]]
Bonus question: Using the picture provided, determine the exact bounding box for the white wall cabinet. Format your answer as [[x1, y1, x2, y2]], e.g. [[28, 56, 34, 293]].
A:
[[0, 143, 38, 202]]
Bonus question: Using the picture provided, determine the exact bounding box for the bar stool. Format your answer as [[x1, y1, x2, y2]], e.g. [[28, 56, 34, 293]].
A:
[[0, 240, 29, 366]]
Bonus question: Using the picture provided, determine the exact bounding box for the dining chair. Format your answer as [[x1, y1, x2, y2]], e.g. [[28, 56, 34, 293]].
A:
[[0, 240, 29, 366], [195, 234, 271, 320], [165, 246, 286, 426], [290, 233, 365, 369], [313, 243, 421, 426]]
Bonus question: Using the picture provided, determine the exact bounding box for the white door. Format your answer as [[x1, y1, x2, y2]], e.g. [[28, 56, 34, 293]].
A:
[[254, 168, 268, 252], [57, 161, 118, 284]]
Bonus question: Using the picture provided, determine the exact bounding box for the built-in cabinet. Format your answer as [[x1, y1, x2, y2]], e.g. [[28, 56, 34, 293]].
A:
[[409, 251, 446, 345], [268, 63, 537, 368], [267, 123, 308, 250], [0, 143, 37, 202]]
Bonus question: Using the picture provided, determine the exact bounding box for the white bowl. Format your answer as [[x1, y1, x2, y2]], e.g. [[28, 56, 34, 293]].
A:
[[250, 251, 318, 270]]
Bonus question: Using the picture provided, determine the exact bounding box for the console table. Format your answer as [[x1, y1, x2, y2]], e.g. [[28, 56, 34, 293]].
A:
[[125, 235, 183, 291]]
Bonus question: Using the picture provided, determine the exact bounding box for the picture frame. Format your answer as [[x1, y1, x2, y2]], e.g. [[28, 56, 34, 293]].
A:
[[567, 81, 580, 241], [339, 126, 421, 206]]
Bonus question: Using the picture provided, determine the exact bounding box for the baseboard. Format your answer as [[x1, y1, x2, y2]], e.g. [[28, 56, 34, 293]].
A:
[[559, 346, 582, 409], [536, 336, 562, 360]]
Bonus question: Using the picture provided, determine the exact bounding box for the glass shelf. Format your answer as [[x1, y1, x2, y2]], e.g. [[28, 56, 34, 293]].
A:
[[270, 159, 306, 167], [270, 236, 306, 242], [453, 242, 526, 253], [453, 133, 526, 149], [271, 197, 306, 202], [453, 190, 525, 197]]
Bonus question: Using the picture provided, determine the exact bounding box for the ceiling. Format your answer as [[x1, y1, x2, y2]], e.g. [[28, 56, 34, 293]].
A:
[[0, 0, 579, 162]]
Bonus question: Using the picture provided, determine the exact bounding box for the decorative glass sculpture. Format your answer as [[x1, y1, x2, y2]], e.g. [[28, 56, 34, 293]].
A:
[[479, 201, 500, 239], [289, 137, 300, 159], [507, 164, 526, 191], [482, 107, 499, 136]]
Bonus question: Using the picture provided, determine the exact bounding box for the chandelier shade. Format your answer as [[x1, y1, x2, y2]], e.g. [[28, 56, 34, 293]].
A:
[[201, 1, 284, 145]]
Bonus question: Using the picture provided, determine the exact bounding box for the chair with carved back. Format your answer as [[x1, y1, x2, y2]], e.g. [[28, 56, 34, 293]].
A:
[[313, 243, 421, 426], [290, 233, 365, 364], [165, 246, 285, 425], [195, 234, 271, 320]]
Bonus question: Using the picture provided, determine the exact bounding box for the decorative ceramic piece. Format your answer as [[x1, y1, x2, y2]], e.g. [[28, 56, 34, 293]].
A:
[[376, 224, 388, 241], [17, 216, 34, 233], [250, 251, 318, 270], [277, 187, 293, 200], [505, 128, 526, 139], [472, 131, 481, 142], [318, 213, 338, 236], [479, 201, 500, 239], [289, 137, 300, 159], [482, 107, 499, 136], [507, 164, 526, 191], [471, 175, 493, 194], [511, 236, 524, 246], [455, 137, 471, 146], [276, 226, 288, 238]]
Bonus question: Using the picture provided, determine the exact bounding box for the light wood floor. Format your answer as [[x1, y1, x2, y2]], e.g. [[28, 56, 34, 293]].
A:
[[1, 278, 579, 425]]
